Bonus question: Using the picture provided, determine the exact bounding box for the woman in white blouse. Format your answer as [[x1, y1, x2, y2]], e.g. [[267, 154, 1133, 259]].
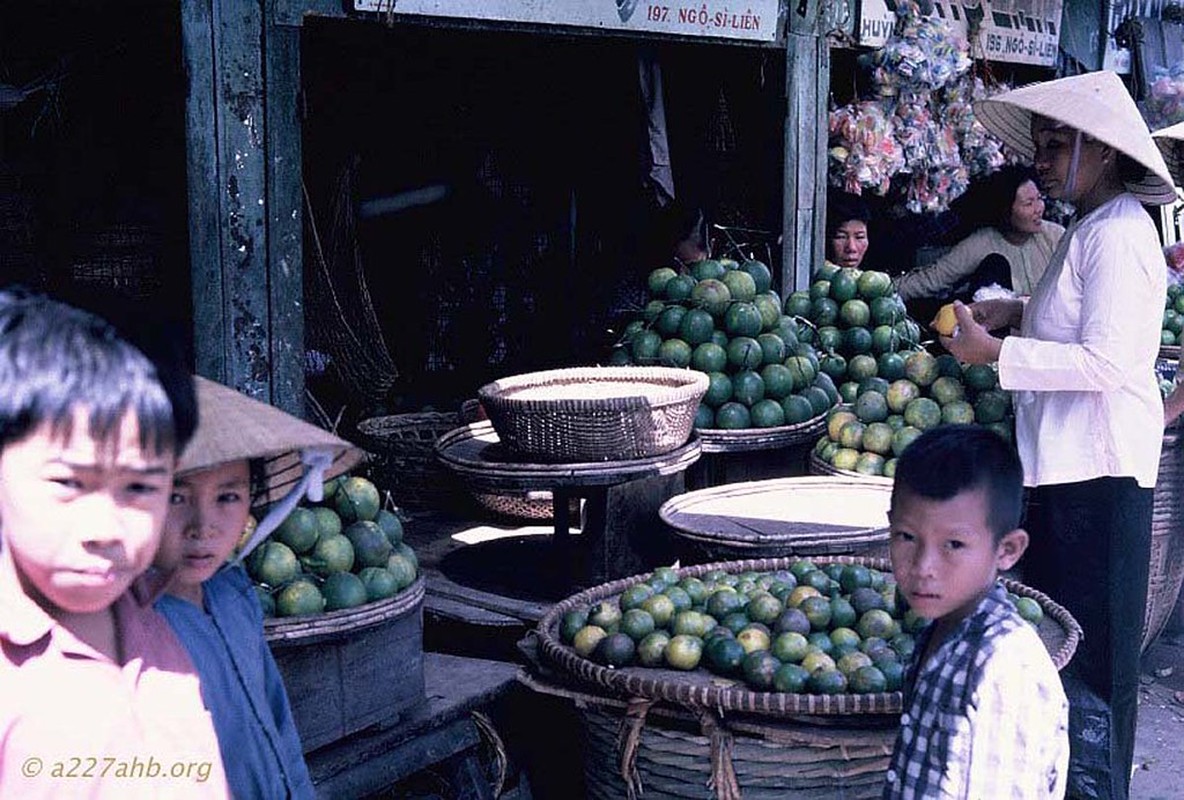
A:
[[942, 72, 1177, 800]]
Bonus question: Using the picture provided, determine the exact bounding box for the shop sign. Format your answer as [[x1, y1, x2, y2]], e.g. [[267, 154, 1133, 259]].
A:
[[352, 0, 782, 42], [857, 0, 1063, 67]]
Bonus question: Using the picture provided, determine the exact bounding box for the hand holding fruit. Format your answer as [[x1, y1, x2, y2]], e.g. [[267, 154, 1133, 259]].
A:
[[940, 302, 1002, 365]]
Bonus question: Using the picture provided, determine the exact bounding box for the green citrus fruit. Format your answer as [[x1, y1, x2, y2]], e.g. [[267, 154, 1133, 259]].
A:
[[726, 336, 764, 370], [275, 580, 325, 617], [344, 520, 393, 569], [691, 279, 732, 317], [334, 476, 381, 524], [249, 541, 300, 587], [714, 402, 751, 430], [274, 507, 320, 555], [674, 309, 715, 348], [664, 634, 704, 670], [654, 305, 687, 337], [323, 571, 368, 611], [647, 267, 679, 296], [373, 508, 403, 547]]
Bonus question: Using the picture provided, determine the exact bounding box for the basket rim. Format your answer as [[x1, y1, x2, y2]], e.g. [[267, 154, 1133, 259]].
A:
[[264, 575, 424, 645], [534, 555, 1081, 719], [659, 476, 892, 549], [694, 412, 828, 453], [356, 410, 462, 435], [477, 366, 708, 414], [1160, 344, 1180, 361]]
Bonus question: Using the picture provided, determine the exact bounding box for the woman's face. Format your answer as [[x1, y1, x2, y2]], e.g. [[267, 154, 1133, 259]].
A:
[[828, 220, 869, 269], [155, 459, 252, 595], [1008, 180, 1045, 235], [1031, 115, 1110, 203]]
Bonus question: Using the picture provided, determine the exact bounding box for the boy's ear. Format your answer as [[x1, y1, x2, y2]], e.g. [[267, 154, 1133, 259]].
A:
[[995, 528, 1029, 571]]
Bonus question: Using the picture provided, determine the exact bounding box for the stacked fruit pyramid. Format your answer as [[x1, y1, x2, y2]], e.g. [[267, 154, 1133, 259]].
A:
[[556, 560, 1045, 696], [781, 262, 1014, 477], [608, 257, 839, 430], [245, 475, 420, 618]]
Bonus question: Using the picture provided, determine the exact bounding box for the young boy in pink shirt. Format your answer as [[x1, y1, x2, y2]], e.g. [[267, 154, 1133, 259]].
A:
[[0, 290, 228, 798]]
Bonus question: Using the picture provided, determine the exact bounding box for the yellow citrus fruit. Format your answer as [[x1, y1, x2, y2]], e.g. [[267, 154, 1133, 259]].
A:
[[931, 303, 958, 336]]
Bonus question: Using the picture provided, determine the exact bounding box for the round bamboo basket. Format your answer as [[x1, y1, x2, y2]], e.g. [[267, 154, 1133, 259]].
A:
[[694, 412, 828, 454], [535, 556, 1081, 720], [477, 367, 707, 462], [355, 412, 468, 509], [1145, 421, 1184, 651], [579, 702, 893, 800], [264, 575, 425, 645], [659, 477, 891, 560]]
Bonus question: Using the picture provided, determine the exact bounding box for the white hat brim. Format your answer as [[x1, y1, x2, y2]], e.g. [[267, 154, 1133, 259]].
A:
[[974, 71, 1178, 206], [1152, 120, 1184, 192]]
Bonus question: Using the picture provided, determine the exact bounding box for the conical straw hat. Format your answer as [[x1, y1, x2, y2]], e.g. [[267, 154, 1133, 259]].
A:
[[974, 71, 1177, 206], [1152, 120, 1184, 191], [181, 376, 366, 506]]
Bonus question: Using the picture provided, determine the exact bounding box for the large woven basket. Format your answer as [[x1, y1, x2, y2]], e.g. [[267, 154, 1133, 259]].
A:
[[355, 412, 468, 510], [577, 701, 894, 800], [694, 412, 828, 454], [1145, 420, 1184, 651], [534, 555, 1081, 720], [478, 367, 708, 463]]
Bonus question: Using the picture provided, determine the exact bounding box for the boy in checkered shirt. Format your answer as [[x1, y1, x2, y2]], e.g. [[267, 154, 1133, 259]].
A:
[[883, 425, 1069, 800]]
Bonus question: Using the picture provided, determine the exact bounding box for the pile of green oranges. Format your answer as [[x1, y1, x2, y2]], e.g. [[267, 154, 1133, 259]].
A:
[[559, 561, 1046, 696], [609, 257, 838, 430], [560, 561, 921, 696], [812, 354, 1014, 478], [246, 475, 419, 618]]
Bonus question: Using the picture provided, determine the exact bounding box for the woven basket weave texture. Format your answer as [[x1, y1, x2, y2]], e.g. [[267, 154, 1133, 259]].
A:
[[580, 705, 892, 800], [354, 412, 466, 510], [478, 367, 707, 463], [1145, 422, 1184, 651]]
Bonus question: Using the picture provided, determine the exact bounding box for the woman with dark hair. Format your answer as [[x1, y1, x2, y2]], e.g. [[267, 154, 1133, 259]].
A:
[[825, 191, 872, 269], [893, 164, 1065, 303]]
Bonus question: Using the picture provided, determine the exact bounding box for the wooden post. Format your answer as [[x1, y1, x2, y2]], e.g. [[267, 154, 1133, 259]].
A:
[[781, 0, 829, 294], [183, 0, 305, 415]]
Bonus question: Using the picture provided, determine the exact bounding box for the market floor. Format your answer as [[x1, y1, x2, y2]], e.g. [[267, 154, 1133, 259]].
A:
[[1132, 633, 1184, 800]]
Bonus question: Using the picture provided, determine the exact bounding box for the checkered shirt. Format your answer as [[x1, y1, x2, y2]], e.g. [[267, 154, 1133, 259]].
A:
[[882, 582, 1069, 800]]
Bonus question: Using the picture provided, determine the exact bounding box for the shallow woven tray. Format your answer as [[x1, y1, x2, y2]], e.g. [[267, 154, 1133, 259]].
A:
[[659, 476, 891, 558], [694, 411, 828, 454], [471, 490, 580, 522], [478, 367, 708, 463], [535, 555, 1081, 719], [1160, 344, 1180, 362], [264, 576, 424, 647]]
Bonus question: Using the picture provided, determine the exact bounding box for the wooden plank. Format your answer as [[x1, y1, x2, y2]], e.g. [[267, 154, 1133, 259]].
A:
[[182, 0, 225, 384], [264, 19, 306, 415], [214, 0, 271, 401], [306, 653, 520, 796], [781, 3, 827, 294], [426, 570, 552, 623]]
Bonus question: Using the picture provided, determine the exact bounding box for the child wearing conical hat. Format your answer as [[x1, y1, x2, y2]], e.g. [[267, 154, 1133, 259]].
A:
[[153, 377, 364, 799]]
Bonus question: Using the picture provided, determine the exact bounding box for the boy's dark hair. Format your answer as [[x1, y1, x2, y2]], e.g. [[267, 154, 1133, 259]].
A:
[[0, 289, 197, 456], [891, 424, 1023, 540]]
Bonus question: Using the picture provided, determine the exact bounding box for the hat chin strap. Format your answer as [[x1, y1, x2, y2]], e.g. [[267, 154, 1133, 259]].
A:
[[231, 447, 336, 564], [1064, 130, 1083, 197]]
